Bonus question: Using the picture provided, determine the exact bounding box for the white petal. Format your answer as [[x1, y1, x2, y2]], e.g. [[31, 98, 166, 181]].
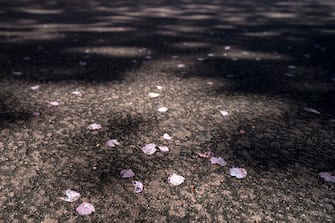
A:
[[142, 143, 157, 155], [168, 173, 185, 186], [30, 85, 40, 90], [72, 91, 82, 96], [319, 172, 335, 183], [88, 123, 102, 130], [197, 151, 214, 158], [207, 81, 213, 85], [158, 146, 169, 152], [158, 107, 168, 113], [177, 64, 185, 68], [156, 85, 163, 90], [148, 92, 160, 98], [163, 133, 172, 140], [220, 111, 229, 116], [76, 202, 95, 215], [132, 180, 143, 193], [60, 189, 81, 202], [229, 167, 247, 179], [208, 53, 215, 57], [224, 46, 231, 50], [210, 157, 227, 166], [49, 101, 59, 106], [120, 169, 135, 178], [303, 107, 321, 114], [197, 57, 205, 61], [106, 139, 119, 147]]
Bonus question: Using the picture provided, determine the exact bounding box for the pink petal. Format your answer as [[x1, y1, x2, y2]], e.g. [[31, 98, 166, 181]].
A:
[[229, 167, 247, 179], [156, 86, 163, 90], [303, 107, 321, 114], [148, 92, 160, 98], [87, 123, 102, 130], [30, 85, 40, 90], [158, 146, 169, 152], [220, 111, 229, 116], [319, 172, 335, 183], [177, 64, 185, 68], [76, 202, 95, 215], [32, 112, 40, 117], [132, 180, 143, 193], [141, 143, 157, 155], [120, 169, 135, 178], [210, 157, 227, 166], [49, 101, 59, 106], [61, 189, 81, 202], [106, 139, 119, 147], [163, 133, 172, 140], [197, 151, 214, 158], [168, 173, 185, 186]]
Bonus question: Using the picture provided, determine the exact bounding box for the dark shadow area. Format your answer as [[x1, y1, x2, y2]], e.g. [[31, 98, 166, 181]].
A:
[[0, 93, 32, 128]]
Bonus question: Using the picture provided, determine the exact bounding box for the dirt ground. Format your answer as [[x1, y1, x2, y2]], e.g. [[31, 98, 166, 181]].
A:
[[0, 0, 335, 222]]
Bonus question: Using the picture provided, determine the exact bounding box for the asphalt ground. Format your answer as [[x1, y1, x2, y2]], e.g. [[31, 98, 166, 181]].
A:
[[0, 0, 335, 222]]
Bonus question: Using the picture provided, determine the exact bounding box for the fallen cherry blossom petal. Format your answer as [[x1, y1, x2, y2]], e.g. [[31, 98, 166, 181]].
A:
[[32, 112, 40, 117], [148, 92, 160, 98], [284, 73, 295, 78], [208, 53, 215, 57], [79, 61, 87, 66], [158, 146, 169, 152], [220, 111, 229, 116], [88, 123, 102, 130], [13, 71, 22, 76], [168, 173, 185, 186], [210, 157, 227, 166], [230, 167, 247, 179], [49, 101, 59, 106], [158, 107, 168, 112], [120, 169, 135, 178], [132, 180, 143, 193], [177, 64, 185, 68], [303, 107, 321, 114], [142, 143, 157, 155], [72, 91, 82, 96], [163, 133, 172, 140], [106, 139, 119, 147], [319, 172, 335, 183], [197, 57, 205, 61], [288, 65, 296, 69], [197, 151, 214, 158], [156, 85, 163, 90], [145, 55, 152, 60], [60, 189, 81, 202], [207, 81, 213, 85], [224, 46, 231, 50], [30, 85, 40, 90], [76, 202, 95, 216]]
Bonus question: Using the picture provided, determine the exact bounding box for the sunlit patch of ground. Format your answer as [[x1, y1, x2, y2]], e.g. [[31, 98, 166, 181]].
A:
[[0, 0, 334, 222]]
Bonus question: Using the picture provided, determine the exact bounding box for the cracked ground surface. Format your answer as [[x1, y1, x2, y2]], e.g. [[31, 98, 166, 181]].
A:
[[0, 0, 335, 222]]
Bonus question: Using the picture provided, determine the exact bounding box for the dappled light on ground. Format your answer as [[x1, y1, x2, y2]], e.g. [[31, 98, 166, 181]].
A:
[[0, 0, 335, 222]]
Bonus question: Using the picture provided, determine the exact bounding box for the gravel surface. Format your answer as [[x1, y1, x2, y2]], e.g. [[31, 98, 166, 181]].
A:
[[0, 0, 335, 222]]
